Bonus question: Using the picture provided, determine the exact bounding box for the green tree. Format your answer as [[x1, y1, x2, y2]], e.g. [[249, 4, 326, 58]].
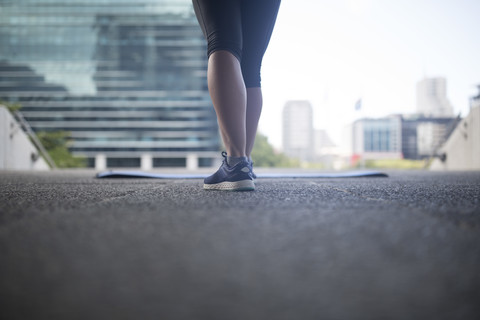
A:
[[37, 131, 87, 168], [2, 101, 85, 168], [251, 133, 299, 167], [0, 100, 22, 113]]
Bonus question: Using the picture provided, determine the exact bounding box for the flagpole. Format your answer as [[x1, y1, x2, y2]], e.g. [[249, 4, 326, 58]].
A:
[[353, 98, 365, 168]]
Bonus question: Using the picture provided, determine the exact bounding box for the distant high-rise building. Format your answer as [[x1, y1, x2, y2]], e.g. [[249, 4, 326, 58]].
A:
[[416, 77, 454, 117], [282, 100, 314, 161], [0, 0, 219, 169]]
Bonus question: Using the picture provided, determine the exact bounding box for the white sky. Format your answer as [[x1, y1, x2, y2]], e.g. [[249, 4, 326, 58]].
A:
[[259, 0, 480, 149]]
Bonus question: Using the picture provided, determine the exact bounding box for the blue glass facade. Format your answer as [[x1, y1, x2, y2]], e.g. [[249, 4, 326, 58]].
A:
[[0, 0, 219, 168], [352, 117, 402, 158], [363, 119, 395, 152]]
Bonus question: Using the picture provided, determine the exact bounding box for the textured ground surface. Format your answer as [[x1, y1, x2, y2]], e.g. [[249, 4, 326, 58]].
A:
[[1, 170, 480, 320]]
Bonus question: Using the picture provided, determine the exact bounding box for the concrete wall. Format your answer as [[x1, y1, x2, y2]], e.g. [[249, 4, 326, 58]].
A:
[[430, 105, 480, 170], [0, 106, 50, 170]]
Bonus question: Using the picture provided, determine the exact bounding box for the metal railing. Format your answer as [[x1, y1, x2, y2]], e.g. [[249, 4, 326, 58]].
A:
[[13, 111, 57, 169]]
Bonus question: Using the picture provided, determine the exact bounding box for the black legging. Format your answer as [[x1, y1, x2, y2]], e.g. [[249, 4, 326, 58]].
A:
[[192, 0, 281, 88]]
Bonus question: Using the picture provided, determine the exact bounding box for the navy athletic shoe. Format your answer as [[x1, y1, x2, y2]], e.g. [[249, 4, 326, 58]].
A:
[[204, 152, 255, 191]]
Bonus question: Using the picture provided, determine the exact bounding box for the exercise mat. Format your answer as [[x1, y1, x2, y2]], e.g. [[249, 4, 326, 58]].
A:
[[96, 170, 388, 179]]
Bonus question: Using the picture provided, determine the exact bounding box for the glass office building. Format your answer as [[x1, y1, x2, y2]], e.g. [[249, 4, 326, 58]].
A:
[[351, 116, 403, 159], [351, 115, 459, 160], [0, 0, 219, 168]]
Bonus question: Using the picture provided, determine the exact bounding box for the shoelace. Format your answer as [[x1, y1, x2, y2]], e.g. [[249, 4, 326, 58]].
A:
[[221, 151, 228, 166]]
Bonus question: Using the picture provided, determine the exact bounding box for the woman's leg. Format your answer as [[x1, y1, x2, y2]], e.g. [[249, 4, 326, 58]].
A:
[[192, 0, 247, 158], [241, 0, 281, 159], [245, 87, 262, 158], [208, 50, 247, 157]]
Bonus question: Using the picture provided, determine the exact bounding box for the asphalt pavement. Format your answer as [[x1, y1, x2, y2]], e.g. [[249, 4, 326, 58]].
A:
[[1, 169, 480, 320]]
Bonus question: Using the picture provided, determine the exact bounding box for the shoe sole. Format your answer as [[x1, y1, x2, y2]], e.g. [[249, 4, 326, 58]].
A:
[[203, 179, 255, 191]]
